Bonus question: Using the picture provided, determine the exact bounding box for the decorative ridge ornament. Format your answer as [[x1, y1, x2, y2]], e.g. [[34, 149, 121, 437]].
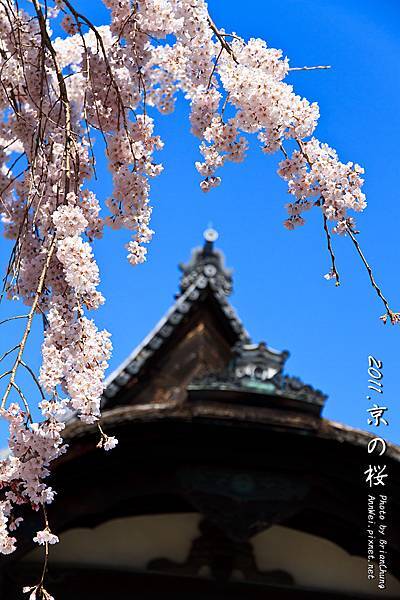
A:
[[233, 342, 289, 380], [189, 340, 326, 412], [178, 228, 233, 296]]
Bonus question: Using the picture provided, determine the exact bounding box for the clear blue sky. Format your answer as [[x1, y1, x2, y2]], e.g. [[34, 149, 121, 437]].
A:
[[1, 0, 400, 443]]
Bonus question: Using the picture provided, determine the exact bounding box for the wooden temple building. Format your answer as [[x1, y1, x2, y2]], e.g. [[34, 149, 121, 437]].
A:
[[2, 230, 400, 598]]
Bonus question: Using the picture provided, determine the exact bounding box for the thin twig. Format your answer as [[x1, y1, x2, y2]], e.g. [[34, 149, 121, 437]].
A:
[[207, 16, 238, 64], [20, 360, 46, 400], [221, 92, 230, 118], [0, 344, 20, 364], [346, 223, 400, 324], [323, 214, 340, 286], [0, 315, 28, 327], [1, 236, 56, 410], [38, 504, 50, 590], [289, 65, 331, 72], [207, 46, 223, 90], [279, 143, 288, 159], [292, 141, 341, 283]]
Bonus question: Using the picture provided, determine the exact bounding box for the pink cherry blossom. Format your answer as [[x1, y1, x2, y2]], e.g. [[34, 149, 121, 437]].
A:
[[33, 528, 59, 546]]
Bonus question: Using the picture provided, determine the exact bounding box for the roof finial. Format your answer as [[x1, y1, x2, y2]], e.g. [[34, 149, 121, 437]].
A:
[[178, 228, 233, 296], [203, 227, 219, 251]]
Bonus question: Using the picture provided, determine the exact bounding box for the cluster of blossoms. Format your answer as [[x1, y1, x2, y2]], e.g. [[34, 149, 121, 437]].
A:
[[40, 300, 112, 423], [0, 403, 66, 556], [131, 5, 364, 233], [97, 430, 119, 451], [33, 528, 59, 546], [0, 0, 369, 582], [278, 139, 366, 231], [23, 585, 55, 600], [104, 116, 163, 264], [0, 1, 118, 566]]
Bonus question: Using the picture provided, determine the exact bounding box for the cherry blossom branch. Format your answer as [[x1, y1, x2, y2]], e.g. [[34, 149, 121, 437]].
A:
[[0, 315, 28, 327], [97, 422, 118, 451], [345, 223, 400, 324], [31, 0, 73, 196], [24, 505, 54, 600], [284, 140, 340, 284], [0, 0, 71, 423], [62, 0, 137, 136], [1, 236, 56, 411], [0, 345, 20, 364], [207, 46, 223, 90], [9, 381, 31, 422], [207, 16, 238, 63], [323, 213, 340, 285], [289, 65, 331, 71], [38, 505, 50, 590], [20, 360, 46, 400]]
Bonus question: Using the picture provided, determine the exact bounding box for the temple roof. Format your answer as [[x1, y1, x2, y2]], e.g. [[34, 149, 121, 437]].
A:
[[103, 229, 250, 401], [102, 229, 326, 415]]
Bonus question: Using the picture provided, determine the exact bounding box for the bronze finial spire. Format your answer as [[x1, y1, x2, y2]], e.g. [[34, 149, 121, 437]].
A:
[[178, 229, 233, 296]]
